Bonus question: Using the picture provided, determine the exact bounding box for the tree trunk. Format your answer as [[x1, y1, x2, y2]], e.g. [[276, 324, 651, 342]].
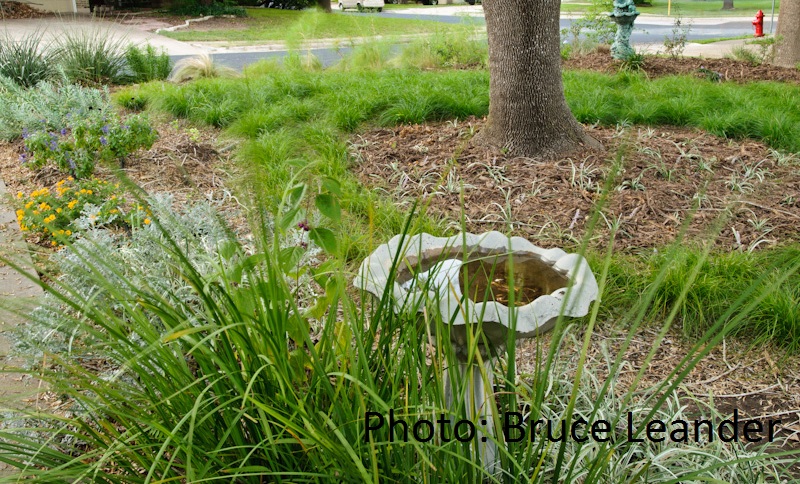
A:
[[775, 0, 800, 68], [478, 0, 601, 158], [317, 0, 332, 12], [721, 0, 734, 10]]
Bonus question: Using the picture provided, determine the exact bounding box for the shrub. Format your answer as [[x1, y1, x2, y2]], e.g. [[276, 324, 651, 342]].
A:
[[55, 28, 129, 85], [125, 44, 173, 83], [22, 112, 158, 178], [169, 0, 246, 17], [0, 76, 109, 141], [0, 32, 55, 87], [14, 177, 147, 246]]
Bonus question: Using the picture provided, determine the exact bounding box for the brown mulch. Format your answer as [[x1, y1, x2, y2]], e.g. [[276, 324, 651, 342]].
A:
[[564, 52, 800, 84], [0, 0, 49, 18], [353, 118, 800, 252]]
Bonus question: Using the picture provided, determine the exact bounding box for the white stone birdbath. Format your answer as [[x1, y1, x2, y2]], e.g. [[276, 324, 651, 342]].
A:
[[353, 231, 599, 474]]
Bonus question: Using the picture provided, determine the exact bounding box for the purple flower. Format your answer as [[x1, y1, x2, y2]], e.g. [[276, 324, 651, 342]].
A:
[[19, 153, 27, 164], [299, 241, 308, 249], [100, 136, 107, 146], [68, 157, 76, 171], [297, 220, 311, 232], [60, 128, 68, 136], [101, 125, 109, 135], [21, 128, 28, 139], [49, 140, 58, 151]]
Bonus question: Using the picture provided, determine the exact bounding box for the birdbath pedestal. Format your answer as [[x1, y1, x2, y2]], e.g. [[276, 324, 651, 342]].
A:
[[354, 232, 599, 475], [609, 0, 640, 60]]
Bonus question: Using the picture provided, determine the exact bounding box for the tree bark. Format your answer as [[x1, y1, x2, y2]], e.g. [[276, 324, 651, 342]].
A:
[[722, 0, 734, 11], [478, 0, 601, 158], [317, 0, 332, 12], [775, 0, 800, 68]]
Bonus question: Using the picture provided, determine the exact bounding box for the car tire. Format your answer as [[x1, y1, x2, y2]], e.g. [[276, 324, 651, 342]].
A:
[[377, 7, 382, 11]]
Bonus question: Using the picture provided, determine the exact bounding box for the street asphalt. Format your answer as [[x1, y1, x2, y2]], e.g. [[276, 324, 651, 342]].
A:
[[0, 7, 775, 70]]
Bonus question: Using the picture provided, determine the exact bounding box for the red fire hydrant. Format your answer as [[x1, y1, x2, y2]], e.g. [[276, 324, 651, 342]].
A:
[[753, 10, 765, 37]]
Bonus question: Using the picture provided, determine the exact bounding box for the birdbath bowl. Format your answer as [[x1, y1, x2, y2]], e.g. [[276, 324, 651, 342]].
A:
[[354, 231, 598, 357], [353, 231, 599, 475]]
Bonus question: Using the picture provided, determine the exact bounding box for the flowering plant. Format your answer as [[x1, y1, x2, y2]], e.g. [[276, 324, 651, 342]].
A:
[[15, 177, 151, 247], [22, 112, 158, 179]]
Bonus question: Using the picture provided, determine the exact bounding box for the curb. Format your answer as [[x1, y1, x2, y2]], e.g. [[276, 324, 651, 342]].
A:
[[155, 14, 215, 34]]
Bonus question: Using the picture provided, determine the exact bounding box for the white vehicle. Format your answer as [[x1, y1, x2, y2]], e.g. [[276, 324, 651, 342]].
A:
[[338, 0, 384, 12]]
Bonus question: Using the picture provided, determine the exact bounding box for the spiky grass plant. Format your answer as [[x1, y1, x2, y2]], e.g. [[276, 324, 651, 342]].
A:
[[54, 27, 129, 86], [168, 53, 240, 83], [0, 31, 55, 87], [124, 44, 173, 83]]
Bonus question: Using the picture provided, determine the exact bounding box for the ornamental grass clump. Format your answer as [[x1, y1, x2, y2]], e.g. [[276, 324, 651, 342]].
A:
[[22, 111, 157, 178], [0, 31, 55, 87]]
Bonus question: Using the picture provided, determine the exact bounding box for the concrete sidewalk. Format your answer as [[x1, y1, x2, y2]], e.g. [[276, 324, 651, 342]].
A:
[[0, 15, 207, 56]]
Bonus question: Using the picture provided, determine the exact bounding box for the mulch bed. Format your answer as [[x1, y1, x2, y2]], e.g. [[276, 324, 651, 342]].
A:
[[353, 118, 800, 252], [0, 1, 49, 18], [564, 51, 800, 84]]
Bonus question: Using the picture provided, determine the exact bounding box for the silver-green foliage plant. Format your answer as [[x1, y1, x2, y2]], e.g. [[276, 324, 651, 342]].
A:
[[18, 194, 235, 359], [0, 32, 55, 87], [0, 75, 108, 141]]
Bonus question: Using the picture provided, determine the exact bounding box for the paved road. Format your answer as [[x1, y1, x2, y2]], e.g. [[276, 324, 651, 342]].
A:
[[180, 14, 760, 72]]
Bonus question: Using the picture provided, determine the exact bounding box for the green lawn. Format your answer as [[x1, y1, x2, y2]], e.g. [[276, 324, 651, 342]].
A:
[[561, 0, 779, 16], [162, 7, 469, 43]]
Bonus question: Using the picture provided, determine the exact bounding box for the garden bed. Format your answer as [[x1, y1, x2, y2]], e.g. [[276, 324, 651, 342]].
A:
[[353, 118, 800, 252], [564, 52, 800, 84]]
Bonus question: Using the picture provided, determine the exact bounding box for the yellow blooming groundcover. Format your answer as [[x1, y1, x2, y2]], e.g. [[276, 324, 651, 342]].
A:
[[16, 177, 150, 247]]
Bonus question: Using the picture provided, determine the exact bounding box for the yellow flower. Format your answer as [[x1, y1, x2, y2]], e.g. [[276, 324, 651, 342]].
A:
[[86, 190, 93, 195], [110, 209, 118, 214], [50, 241, 56, 246], [56, 180, 65, 187], [143, 218, 151, 225], [32, 210, 39, 216], [67, 176, 74, 181], [67, 200, 78, 209], [20, 224, 28, 231], [44, 214, 56, 223], [15, 210, 24, 220], [65, 230, 72, 236], [56, 208, 62, 213], [25, 201, 34, 209], [16, 191, 23, 199]]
